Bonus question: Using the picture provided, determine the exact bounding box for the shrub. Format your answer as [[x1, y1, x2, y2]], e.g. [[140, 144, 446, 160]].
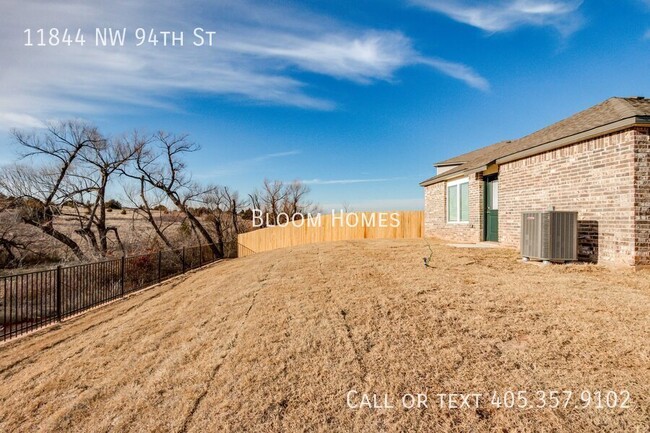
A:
[[106, 199, 122, 210], [240, 209, 253, 220], [179, 220, 192, 236]]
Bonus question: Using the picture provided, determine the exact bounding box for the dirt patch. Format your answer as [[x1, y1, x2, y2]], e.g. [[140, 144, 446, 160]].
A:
[[0, 239, 648, 432]]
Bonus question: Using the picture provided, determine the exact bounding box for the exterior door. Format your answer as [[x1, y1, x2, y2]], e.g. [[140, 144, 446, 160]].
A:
[[484, 176, 499, 242]]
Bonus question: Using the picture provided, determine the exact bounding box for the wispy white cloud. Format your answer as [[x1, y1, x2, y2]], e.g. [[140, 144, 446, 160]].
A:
[[303, 177, 405, 185], [0, 113, 45, 129], [220, 30, 415, 84], [644, 29, 650, 39], [246, 150, 302, 163], [0, 0, 489, 129], [197, 149, 301, 178], [412, 0, 584, 35], [418, 57, 490, 90]]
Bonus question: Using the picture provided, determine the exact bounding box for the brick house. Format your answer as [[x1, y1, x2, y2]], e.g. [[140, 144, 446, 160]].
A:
[[420, 97, 650, 266]]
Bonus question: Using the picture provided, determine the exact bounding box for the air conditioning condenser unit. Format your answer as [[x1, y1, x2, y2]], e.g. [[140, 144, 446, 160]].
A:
[[521, 211, 578, 263]]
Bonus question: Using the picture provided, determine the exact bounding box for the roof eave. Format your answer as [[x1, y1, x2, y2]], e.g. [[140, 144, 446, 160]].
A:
[[420, 114, 650, 188], [496, 116, 650, 165], [419, 165, 488, 187], [434, 161, 466, 168]]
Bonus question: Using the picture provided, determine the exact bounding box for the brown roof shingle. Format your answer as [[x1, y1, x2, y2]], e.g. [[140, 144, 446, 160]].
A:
[[420, 97, 650, 186]]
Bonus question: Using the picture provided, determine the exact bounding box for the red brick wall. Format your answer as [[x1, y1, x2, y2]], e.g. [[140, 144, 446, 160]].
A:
[[423, 128, 650, 266], [633, 127, 650, 265], [499, 129, 638, 266], [424, 172, 483, 242]]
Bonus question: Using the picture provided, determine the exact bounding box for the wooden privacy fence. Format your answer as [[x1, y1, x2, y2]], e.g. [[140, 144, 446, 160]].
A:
[[237, 211, 423, 257]]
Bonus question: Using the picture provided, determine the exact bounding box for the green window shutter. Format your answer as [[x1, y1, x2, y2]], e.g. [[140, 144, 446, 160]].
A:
[[447, 185, 458, 222], [460, 182, 469, 222]]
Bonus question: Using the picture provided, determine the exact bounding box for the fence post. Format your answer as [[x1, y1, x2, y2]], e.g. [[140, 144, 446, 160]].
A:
[[158, 251, 162, 283], [120, 255, 126, 296], [182, 247, 186, 273], [56, 265, 62, 322]]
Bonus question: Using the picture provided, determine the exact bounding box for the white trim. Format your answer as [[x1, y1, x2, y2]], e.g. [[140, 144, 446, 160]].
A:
[[447, 176, 469, 187]]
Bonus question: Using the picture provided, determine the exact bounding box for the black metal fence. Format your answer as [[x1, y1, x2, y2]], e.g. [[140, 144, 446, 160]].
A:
[[1, 244, 222, 342]]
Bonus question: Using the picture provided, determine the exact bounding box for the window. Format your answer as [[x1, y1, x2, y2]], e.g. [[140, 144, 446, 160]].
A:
[[447, 178, 469, 223], [490, 180, 498, 210]]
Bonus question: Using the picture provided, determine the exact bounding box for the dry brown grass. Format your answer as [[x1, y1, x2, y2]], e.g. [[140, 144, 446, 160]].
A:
[[0, 239, 648, 432], [0, 209, 185, 269], [1, 209, 222, 271], [53, 209, 186, 255]]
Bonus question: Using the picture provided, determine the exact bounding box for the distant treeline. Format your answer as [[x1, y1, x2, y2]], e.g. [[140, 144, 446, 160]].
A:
[[0, 120, 315, 269]]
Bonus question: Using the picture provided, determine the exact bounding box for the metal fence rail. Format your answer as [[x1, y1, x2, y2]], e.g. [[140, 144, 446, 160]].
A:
[[1, 244, 220, 342]]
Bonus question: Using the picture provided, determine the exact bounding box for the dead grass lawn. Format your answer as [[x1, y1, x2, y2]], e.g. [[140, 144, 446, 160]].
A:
[[0, 239, 648, 432]]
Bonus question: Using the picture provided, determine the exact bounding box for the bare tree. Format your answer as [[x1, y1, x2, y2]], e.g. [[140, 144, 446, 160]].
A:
[[247, 179, 313, 227], [248, 179, 287, 227], [0, 122, 316, 268], [0, 198, 37, 267], [0, 121, 144, 262], [123, 176, 181, 251], [202, 185, 249, 257], [0, 121, 104, 260], [71, 131, 140, 256], [202, 186, 227, 255], [282, 180, 311, 217], [248, 188, 263, 225], [222, 186, 246, 235], [124, 131, 222, 258], [262, 179, 287, 223]]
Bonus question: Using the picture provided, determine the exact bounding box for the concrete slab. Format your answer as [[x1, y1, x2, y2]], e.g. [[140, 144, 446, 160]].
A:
[[447, 242, 501, 249]]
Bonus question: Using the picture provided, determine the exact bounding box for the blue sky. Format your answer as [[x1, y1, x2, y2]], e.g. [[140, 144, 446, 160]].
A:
[[1, 0, 649, 210]]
